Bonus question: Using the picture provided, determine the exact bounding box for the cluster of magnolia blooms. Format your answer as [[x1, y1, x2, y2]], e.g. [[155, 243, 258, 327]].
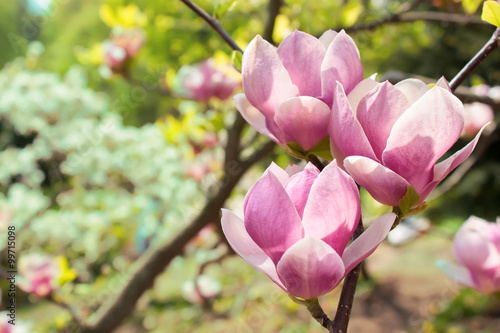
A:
[[175, 59, 240, 102], [221, 29, 493, 300]]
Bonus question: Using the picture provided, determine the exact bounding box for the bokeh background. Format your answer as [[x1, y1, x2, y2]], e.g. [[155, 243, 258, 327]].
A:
[[0, 0, 499, 332]]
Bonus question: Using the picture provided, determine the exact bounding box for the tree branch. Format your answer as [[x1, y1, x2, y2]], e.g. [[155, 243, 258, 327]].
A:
[[80, 127, 275, 333], [263, 0, 285, 44], [449, 28, 500, 92], [179, 0, 243, 53], [343, 11, 491, 34], [329, 217, 364, 333]]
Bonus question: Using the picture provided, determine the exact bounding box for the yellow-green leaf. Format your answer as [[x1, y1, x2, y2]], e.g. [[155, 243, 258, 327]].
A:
[[231, 50, 242, 72], [340, 1, 364, 27], [398, 186, 420, 217], [214, 0, 235, 21], [462, 0, 484, 14], [482, 1, 500, 28]]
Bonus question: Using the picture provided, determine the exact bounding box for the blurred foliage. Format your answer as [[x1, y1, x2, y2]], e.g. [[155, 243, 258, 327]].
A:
[[0, 0, 499, 332]]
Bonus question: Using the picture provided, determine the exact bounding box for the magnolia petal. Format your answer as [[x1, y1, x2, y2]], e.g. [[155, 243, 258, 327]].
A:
[[221, 209, 286, 290], [321, 30, 363, 105], [330, 82, 378, 161], [346, 77, 380, 113], [344, 156, 411, 207], [356, 81, 411, 160], [277, 30, 326, 97], [435, 260, 475, 288], [284, 168, 319, 219], [342, 213, 396, 274], [265, 161, 292, 186], [274, 97, 331, 151], [319, 29, 338, 48], [419, 123, 487, 201], [394, 78, 430, 105], [242, 35, 299, 120], [285, 164, 304, 178], [277, 237, 345, 299], [305, 162, 320, 174], [302, 162, 360, 255], [383, 86, 465, 194], [234, 94, 281, 143], [436, 76, 452, 91], [244, 170, 304, 264]]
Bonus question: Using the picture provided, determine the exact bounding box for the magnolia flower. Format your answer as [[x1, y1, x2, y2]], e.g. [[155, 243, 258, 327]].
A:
[[18, 254, 60, 297], [182, 275, 222, 305], [437, 216, 500, 294], [177, 59, 240, 102], [236, 29, 363, 153], [462, 102, 495, 138], [221, 162, 395, 300], [329, 77, 487, 208]]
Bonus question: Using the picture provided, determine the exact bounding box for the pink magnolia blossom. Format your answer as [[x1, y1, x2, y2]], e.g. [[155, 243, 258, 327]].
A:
[[438, 216, 500, 294], [179, 59, 240, 102], [235, 29, 363, 152], [462, 102, 495, 138], [18, 254, 59, 297], [329, 77, 487, 207], [221, 162, 395, 299]]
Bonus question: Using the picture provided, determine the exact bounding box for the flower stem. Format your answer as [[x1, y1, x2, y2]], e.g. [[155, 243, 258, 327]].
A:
[[329, 217, 364, 333]]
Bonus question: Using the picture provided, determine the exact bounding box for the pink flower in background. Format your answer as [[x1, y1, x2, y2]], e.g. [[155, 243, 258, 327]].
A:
[[18, 254, 59, 298], [182, 275, 222, 305], [329, 77, 487, 207], [235, 29, 363, 152], [186, 163, 210, 182], [103, 27, 146, 70], [0, 210, 11, 231], [178, 59, 240, 102], [438, 216, 500, 294], [0, 313, 31, 333], [221, 162, 395, 299], [462, 102, 495, 138]]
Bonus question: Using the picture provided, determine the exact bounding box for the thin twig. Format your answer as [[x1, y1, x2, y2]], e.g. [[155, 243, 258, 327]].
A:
[[179, 0, 243, 53], [263, 0, 285, 44], [343, 11, 491, 34], [449, 28, 500, 92], [329, 217, 365, 333]]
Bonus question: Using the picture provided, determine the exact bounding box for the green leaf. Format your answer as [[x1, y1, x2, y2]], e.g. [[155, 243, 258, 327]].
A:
[[231, 50, 242, 73], [462, 0, 484, 14], [306, 136, 333, 161], [214, 0, 235, 21], [285, 136, 333, 161], [481, 1, 500, 28], [398, 186, 420, 217], [285, 142, 307, 159]]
